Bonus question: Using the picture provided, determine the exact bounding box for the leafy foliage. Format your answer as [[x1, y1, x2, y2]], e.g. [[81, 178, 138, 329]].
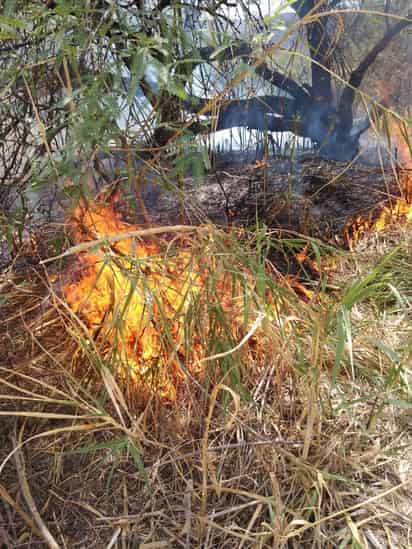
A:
[[0, 0, 410, 231]]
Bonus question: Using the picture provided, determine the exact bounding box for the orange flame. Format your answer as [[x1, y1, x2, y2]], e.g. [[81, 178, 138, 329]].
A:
[[62, 198, 262, 401], [63, 199, 206, 401], [387, 118, 411, 169], [344, 120, 412, 248]]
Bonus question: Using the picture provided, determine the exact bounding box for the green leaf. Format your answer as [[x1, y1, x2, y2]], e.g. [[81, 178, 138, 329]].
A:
[[210, 44, 230, 61], [387, 399, 412, 409], [0, 30, 16, 39], [127, 49, 146, 106], [365, 337, 401, 365], [0, 15, 27, 30], [386, 283, 407, 308], [333, 306, 353, 384], [72, 437, 128, 454], [342, 248, 399, 308], [149, 58, 169, 87], [127, 439, 148, 482], [3, 0, 16, 17], [333, 308, 346, 385], [167, 78, 187, 101]]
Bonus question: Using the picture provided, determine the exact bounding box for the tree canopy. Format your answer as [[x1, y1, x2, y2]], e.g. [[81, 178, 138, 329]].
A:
[[0, 0, 411, 211]]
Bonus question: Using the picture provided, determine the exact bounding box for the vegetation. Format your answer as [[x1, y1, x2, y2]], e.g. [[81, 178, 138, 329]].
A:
[[0, 1, 411, 547], [0, 0, 411, 215], [1, 222, 412, 547]]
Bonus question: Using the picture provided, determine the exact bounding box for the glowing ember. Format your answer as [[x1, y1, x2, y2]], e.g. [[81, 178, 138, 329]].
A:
[[63, 199, 205, 401], [247, 159, 269, 171], [296, 244, 320, 275], [283, 276, 315, 301]]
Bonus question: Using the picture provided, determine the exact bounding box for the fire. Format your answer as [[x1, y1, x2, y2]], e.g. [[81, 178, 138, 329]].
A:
[[61, 115, 411, 400], [343, 120, 412, 248], [62, 198, 260, 401], [63, 198, 205, 401], [387, 118, 412, 169], [247, 159, 269, 171]]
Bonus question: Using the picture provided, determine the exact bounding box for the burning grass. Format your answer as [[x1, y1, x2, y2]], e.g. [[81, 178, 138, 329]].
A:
[[62, 198, 206, 402], [343, 168, 412, 248], [343, 120, 412, 249], [1, 200, 412, 546], [58, 197, 290, 404], [1, 128, 412, 546]]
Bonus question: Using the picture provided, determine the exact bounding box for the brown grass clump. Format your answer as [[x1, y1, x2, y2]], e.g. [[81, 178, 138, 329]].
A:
[[0, 220, 411, 548]]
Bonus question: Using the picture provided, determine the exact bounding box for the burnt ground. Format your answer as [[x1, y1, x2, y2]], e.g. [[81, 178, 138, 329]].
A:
[[130, 157, 407, 244], [3, 154, 407, 248], [1, 156, 408, 280]]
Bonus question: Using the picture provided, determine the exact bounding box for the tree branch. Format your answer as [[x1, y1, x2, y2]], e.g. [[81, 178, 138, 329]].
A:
[[292, 0, 335, 103], [183, 95, 301, 133], [197, 43, 310, 102], [186, 95, 296, 116], [216, 110, 300, 133], [254, 62, 311, 103], [291, 0, 315, 19], [338, 14, 412, 134]]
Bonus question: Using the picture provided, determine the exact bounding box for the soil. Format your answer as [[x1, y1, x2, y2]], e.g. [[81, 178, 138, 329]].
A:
[[2, 156, 407, 273], [132, 157, 407, 244]]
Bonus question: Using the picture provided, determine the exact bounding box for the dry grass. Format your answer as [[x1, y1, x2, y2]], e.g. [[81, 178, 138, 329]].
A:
[[0, 222, 411, 548]]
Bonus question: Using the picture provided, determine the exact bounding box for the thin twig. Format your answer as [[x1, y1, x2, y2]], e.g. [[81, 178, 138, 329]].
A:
[[40, 224, 205, 264], [200, 311, 265, 363], [12, 430, 60, 549], [0, 483, 43, 540]]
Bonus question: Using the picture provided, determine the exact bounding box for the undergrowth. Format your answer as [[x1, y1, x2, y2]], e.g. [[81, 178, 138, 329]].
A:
[[0, 221, 411, 548]]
